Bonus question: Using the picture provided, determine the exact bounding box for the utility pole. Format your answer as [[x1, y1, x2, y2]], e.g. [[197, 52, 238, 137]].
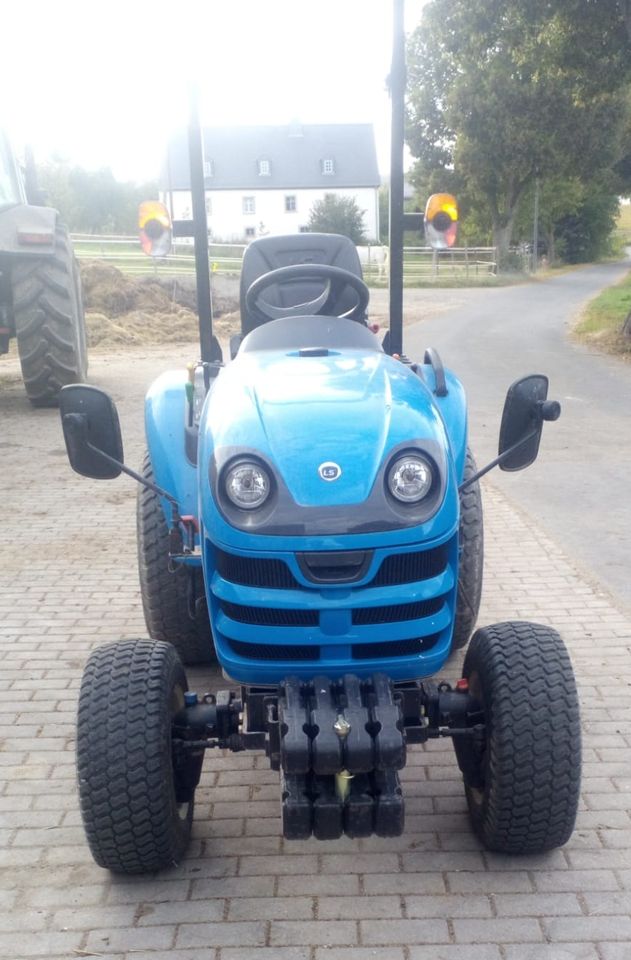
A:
[[532, 175, 540, 273]]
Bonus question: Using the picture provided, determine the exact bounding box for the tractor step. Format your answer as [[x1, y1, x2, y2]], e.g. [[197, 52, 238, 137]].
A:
[[281, 768, 404, 840]]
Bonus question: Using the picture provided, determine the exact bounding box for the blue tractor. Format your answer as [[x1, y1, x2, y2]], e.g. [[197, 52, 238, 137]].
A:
[[60, 3, 581, 874]]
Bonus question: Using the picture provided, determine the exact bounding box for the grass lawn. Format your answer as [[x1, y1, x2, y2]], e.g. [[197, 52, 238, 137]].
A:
[[574, 267, 631, 359]]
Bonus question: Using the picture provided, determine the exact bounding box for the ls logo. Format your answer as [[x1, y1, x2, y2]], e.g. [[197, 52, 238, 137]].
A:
[[318, 462, 342, 482]]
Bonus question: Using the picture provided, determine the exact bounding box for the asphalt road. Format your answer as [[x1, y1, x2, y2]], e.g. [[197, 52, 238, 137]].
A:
[[399, 258, 631, 614]]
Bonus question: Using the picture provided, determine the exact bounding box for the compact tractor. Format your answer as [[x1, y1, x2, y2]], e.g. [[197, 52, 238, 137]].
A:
[[0, 132, 87, 405], [60, 1, 581, 873]]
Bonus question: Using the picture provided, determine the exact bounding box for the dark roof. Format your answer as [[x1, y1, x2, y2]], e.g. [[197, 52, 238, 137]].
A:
[[162, 124, 380, 191]]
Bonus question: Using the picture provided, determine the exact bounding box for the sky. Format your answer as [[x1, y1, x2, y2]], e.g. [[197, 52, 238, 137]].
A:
[[1, 0, 427, 184]]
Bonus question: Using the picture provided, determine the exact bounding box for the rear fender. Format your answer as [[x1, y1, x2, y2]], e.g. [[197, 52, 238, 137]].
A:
[[145, 371, 199, 525], [0, 205, 57, 255]]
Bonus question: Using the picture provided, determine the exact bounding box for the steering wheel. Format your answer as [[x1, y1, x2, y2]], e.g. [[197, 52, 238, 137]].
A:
[[245, 263, 370, 326]]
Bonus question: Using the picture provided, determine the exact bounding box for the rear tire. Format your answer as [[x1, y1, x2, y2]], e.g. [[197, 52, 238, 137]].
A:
[[137, 452, 215, 665], [12, 221, 87, 406], [76, 640, 196, 874], [451, 448, 484, 652], [455, 621, 581, 854]]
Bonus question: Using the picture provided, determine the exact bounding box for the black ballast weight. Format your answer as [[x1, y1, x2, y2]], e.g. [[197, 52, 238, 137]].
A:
[[170, 671, 482, 842]]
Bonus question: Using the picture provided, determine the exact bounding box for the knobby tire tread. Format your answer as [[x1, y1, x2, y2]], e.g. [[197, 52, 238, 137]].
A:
[[137, 452, 215, 665], [76, 639, 193, 874], [12, 221, 87, 405], [461, 620, 581, 854], [451, 447, 484, 651]]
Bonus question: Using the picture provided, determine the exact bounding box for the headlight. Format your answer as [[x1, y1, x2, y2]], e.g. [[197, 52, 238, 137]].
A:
[[387, 454, 434, 503], [224, 460, 271, 510]]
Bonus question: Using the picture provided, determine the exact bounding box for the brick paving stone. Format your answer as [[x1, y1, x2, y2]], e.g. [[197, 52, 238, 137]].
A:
[[544, 916, 631, 941], [503, 947, 599, 960], [222, 951, 310, 960], [408, 950, 503, 960], [3, 347, 631, 960], [452, 917, 544, 942], [316, 950, 405, 960], [317, 894, 401, 919], [360, 918, 449, 944], [228, 895, 314, 920], [271, 919, 358, 945]]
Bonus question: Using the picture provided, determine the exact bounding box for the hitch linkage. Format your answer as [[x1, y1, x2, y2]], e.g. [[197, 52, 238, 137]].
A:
[[171, 673, 482, 838]]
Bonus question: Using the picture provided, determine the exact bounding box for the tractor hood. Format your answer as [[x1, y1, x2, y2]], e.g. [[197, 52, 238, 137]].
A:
[[199, 331, 458, 539]]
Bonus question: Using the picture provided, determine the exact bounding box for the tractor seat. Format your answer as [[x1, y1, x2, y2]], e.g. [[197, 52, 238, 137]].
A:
[[239, 233, 367, 337]]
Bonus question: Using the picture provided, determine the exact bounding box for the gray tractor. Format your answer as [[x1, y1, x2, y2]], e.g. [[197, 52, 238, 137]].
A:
[[0, 131, 87, 405]]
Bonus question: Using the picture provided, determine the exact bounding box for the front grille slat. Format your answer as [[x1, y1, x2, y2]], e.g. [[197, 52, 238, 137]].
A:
[[352, 597, 443, 625], [215, 545, 448, 591], [215, 549, 298, 589], [372, 546, 448, 586], [228, 639, 320, 661], [352, 634, 441, 660], [220, 600, 318, 628]]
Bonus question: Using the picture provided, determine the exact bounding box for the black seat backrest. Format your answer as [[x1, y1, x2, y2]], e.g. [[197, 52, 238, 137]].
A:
[[239, 233, 364, 336]]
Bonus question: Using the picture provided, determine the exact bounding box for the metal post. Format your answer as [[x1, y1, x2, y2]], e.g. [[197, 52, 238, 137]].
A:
[[388, 0, 406, 356], [532, 175, 540, 273], [188, 87, 215, 373]]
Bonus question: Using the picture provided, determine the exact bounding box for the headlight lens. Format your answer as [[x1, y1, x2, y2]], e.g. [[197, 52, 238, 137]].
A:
[[224, 460, 271, 510], [387, 454, 433, 503]]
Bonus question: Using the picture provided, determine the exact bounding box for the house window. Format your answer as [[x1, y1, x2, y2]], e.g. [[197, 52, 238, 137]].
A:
[[299, 225, 310, 233], [243, 196, 256, 215], [321, 158, 335, 175], [245, 226, 256, 238], [203, 159, 214, 178], [205, 197, 212, 215], [285, 195, 296, 212], [258, 159, 271, 177]]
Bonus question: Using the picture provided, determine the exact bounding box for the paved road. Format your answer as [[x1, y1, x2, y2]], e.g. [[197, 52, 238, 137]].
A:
[[398, 259, 631, 613], [1, 269, 631, 960]]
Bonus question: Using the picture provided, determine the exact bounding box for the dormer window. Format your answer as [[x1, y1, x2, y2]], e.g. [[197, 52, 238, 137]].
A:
[[203, 159, 214, 178], [258, 159, 271, 177], [321, 158, 335, 175]]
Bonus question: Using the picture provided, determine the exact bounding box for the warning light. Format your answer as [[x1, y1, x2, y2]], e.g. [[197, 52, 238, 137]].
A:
[[138, 201, 172, 258], [424, 194, 458, 250]]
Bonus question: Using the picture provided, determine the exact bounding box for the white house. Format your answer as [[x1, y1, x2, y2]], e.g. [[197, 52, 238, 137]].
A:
[[160, 123, 381, 243]]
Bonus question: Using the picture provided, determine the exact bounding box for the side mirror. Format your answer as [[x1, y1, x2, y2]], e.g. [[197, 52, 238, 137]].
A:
[[59, 385, 124, 479], [498, 375, 561, 472]]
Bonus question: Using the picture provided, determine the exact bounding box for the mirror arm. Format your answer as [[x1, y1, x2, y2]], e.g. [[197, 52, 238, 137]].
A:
[[82, 440, 181, 522], [458, 428, 539, 493]]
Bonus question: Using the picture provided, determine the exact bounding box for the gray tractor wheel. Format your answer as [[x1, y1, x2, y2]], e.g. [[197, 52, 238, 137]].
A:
[[137, 452, 215, 665], [451, 448, 484, 652], [454, 621, 581, 854], [12, 221, 87, 406], [76, 639, 197, 873]]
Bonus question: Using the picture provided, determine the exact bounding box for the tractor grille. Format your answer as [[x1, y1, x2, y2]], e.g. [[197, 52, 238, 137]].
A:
[[215, 549, 298, 589], [351, 597, 443, 625], [215, 544, 448, 591], [220, 600, 318, 628], [228, 639, 320, 661], [352, 633, 441, 660], [372, 546, 448, 586]]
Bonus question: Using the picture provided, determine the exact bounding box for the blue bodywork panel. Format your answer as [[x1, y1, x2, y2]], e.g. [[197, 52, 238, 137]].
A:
[[145, 321, 470, 685]]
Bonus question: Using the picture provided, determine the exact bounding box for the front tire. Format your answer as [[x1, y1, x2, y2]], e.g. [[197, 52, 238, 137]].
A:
[[451, 448, 484, 652], [12, 221, 87, 406], [76, 640, 196, 874], [137, 452, 215, 665], [455, 621, 581, 854]]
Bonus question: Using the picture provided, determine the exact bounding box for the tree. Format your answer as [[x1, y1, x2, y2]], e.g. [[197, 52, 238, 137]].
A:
[[38, 157, 158, 233], [307, 194, 367, 245], [406, 0, 631, 262]]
